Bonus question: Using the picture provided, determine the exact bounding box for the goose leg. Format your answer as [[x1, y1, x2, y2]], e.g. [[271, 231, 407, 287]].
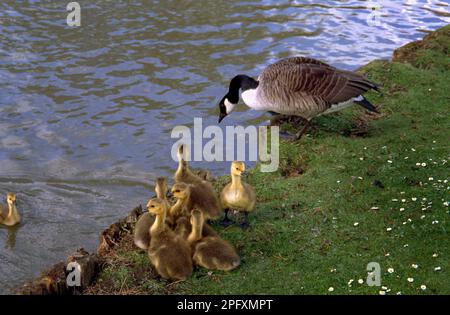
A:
[[294, 120, 311, 140], [269, 113, 288, 126], [219, 208, 234, 227], [279, 117, 311, 141], [240, 212, 250, 230]]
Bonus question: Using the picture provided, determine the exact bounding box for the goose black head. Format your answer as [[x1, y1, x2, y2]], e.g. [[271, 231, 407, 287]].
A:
[[218, 75, 258, 123], [218, 95, 237, 123]]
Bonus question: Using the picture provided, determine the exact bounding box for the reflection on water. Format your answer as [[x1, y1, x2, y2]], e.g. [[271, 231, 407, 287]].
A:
[[0, 0, 449, 293], [4, 225, 18, 250]]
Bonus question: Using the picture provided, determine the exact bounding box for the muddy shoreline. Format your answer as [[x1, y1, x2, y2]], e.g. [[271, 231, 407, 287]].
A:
[[15, 205, 143, 295]]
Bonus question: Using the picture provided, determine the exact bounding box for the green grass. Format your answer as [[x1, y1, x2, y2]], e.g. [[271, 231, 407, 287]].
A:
[[87, 26, 450, 295]]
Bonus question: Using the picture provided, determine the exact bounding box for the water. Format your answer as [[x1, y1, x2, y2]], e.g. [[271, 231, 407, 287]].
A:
[[0, 0, 448, 293]]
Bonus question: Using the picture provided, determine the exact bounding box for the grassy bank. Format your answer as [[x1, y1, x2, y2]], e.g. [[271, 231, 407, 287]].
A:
[[85, 26, 449, 295]]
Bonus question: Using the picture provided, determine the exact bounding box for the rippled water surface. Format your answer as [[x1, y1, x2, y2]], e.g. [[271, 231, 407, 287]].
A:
[[0, 0, 449, 293]]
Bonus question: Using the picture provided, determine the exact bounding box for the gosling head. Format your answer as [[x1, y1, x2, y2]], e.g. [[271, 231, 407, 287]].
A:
[[230, 161, 246, 176], [177, 144, 189, 162], [146, 198, 166, 216], [155, 177, 168, 198], [171, 183, 190, 200], [6, 193, 17, 206]]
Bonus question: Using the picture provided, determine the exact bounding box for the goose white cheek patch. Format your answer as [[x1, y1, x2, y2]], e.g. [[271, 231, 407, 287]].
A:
[[224, 99, 236, 114]]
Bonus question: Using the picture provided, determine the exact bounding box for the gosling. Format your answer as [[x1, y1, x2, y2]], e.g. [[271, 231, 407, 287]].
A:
[[134, 177, 169, 250], [147, 198, 193, 281], [0, 193, 21, 227], [174, 144, 204, 184], [188, 210, 240, 271], [174, 215, 218, 240], [171, 182, 222, 221], [220, 161, 256, 229]]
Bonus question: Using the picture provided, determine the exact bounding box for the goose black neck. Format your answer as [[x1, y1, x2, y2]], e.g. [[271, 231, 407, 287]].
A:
[[227, 75, 259, 103]]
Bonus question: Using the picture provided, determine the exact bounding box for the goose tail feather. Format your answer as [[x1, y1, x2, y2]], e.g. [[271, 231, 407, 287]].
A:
[[354, 96, 379, 113]]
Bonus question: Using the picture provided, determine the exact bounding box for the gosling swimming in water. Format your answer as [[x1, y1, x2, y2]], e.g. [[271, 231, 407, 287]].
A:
[[0, 193, 21, 227]]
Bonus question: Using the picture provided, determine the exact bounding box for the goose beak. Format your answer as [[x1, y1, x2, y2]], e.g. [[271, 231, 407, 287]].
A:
[[218, 112, 227, 123]]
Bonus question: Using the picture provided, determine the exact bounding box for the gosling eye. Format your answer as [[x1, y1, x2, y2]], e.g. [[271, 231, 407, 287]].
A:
[[174, 190, 180, 193]]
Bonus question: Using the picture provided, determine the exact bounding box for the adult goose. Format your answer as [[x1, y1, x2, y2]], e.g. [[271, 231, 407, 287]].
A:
[[218, 57, 379, 139]]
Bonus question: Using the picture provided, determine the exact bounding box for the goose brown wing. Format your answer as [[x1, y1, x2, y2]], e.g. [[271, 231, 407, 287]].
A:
[[260, 58, 378, 107]]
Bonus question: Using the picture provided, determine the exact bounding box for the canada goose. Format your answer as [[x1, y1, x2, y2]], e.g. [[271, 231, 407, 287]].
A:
[[218, 57, 379, 139], [188, 210, 240, 271], [220, 161, 256, 230], [174, 144, 203, 184], [171, 182, 222, 220], [0, 193, 21, 227], [147, 198, 193, 281], [134, 177, 169, 250]]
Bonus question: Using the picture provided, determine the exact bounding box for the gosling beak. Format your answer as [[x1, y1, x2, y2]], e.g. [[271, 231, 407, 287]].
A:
[[241, 171, 248, 177], [166, 191, 173, 198]]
